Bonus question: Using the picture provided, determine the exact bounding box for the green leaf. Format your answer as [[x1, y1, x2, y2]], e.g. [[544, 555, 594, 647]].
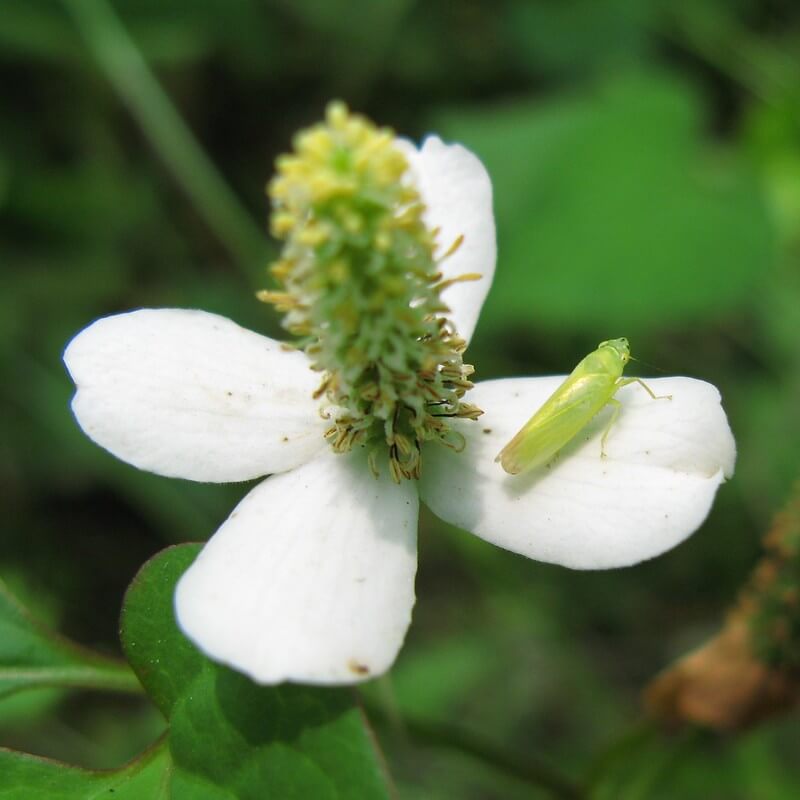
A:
[[0, 687, 64, 727], [438, 71, 777, 335], [505, 0, 656, 76], [0, 737, 171, 799], [121, 544, 391, 799], [0, 579, 140, 700], [120, 545, 204, 718]]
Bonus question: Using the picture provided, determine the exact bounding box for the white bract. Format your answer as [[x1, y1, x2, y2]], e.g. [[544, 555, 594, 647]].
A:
[[64, 135, 735, 685]]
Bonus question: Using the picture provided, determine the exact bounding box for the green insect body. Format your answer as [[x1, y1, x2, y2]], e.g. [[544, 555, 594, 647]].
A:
[[496, 338, 670, 476]]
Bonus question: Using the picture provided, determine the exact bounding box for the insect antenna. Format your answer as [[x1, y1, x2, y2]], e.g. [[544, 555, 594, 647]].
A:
[[629, 355, 666, 374]]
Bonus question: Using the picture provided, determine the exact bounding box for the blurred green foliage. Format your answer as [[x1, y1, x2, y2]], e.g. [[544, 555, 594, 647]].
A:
[[1, 0, 799, 797], [439, 70, 774, 332]]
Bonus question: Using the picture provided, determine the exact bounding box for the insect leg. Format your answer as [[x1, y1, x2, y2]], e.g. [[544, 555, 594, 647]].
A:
[[600, 398, 622, 458], [616, 377, 672, 401]]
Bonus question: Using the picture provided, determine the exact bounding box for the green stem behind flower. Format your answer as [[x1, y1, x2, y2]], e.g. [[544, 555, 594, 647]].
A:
[[62, 0, 267, 277]]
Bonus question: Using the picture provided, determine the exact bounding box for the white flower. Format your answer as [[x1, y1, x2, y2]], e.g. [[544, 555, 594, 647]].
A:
[[64, 137, 735, 685]]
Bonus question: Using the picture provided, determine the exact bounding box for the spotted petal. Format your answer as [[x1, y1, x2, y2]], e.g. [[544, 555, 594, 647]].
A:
[[399, 136, 496, 344], [64, 309, 327, 482], [420, 376, 735, 569], [175, 450, 419, 684]]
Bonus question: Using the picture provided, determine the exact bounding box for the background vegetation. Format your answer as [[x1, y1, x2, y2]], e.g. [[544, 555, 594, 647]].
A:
[[1, 0, 799, 797]]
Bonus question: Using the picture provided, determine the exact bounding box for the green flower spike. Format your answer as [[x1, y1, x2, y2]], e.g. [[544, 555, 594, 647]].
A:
[[259, 102, 482, 481]]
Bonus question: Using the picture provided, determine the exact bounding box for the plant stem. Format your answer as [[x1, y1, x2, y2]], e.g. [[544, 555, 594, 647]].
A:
[[1, 664, 142, 697], [61, 0, 267, 277]]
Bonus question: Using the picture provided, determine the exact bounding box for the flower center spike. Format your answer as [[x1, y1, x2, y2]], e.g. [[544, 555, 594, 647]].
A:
[[260, 102, 482, 481]]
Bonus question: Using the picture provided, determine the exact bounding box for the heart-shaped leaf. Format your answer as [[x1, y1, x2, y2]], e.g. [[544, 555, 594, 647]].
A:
[[0, 738, 171, 799], [121, 544, 390, 799]]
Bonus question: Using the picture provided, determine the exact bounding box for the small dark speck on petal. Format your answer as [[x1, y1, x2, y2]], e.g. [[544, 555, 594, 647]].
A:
[[282, 436, 289, 442], [348, 659, 370, 676], [226, 391, 233, 397], [482, 428, 492, 434]]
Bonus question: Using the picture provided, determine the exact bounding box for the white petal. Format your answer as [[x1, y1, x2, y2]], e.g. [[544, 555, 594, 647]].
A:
[[64, 309, 328, 482], [420, 376, 735, 569], [398, 136, 496, 343], [174, 450, 419, 684]]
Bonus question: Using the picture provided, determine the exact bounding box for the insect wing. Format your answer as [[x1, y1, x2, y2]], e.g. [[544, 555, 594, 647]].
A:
[[496, 372, 615, 475]]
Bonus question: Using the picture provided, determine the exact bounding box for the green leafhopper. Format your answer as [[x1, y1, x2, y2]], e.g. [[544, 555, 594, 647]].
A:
[[496, 338, 671, 475]]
